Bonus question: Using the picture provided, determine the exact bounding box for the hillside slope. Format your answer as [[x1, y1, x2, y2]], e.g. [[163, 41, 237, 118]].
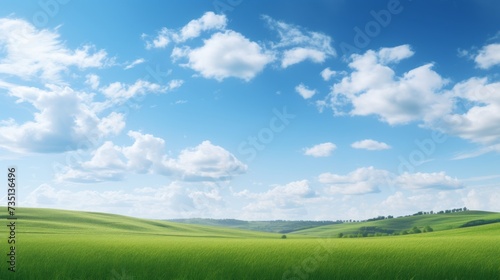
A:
[[292, 210, 500, 237], [0, 207, 280, 238]]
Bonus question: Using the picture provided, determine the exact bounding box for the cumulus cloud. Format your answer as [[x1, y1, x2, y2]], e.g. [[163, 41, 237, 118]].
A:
[[351, 139, 391, 150], [263, 15, 335, 68], [236, 180, 316, 220], [24, 182, 228, 219], [0, 18, 108, 82], [56, 131, 247, 183], [303, 142, 336, 157], [175, 31, 274, 81], [0, 83, 125, 153], [319, 167, 464, 195], [319, 167, 390, 195], [436, 78, 500, 145], [295, 83, 317, 99], [474, 43, 500, 69], [327, 45, 451, 125]]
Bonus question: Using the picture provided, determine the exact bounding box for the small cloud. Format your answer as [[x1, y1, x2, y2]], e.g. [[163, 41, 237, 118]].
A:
[[457, 48, 470, 58], [143, 12, 227, 50], [295, 83, 317, 99], [351, 139, 391, 150], [124, 58, 146, 70], [474, 43, 500, 69], [263, 15, 336, 68], [282, 47, 326, 68], [303, 142, 336, 157], [167, 79, 184, 91], [320, 67, 337, 81], [144, 27, 171, 50], [174, 100, 187, 105], [85, 74, 100, 90]]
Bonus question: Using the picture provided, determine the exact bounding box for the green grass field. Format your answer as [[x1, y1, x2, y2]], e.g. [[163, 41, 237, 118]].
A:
[[1, 208, 499, 279]]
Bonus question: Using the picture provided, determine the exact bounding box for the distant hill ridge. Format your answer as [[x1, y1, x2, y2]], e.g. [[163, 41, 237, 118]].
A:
[[170, 210, 500, 235]]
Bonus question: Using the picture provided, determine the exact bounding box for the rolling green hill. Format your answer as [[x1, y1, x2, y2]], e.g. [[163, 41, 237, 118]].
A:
[[1, 207, 499, 279], [292, 210, 500, 237], [2, 207, 280, 238]]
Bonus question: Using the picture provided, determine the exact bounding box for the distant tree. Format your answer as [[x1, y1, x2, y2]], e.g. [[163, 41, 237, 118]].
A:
[[401, 230, 409, 235], [411, 226, 422, 234], [463, 207, 468, 211], [423, 226, 433, 233], [430, 211, 434, 214], [281, 234, 287, 239], [337, 233, 344, 238]]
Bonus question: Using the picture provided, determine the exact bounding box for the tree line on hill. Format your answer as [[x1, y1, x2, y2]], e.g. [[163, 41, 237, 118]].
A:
[[337, 225, 434, 238], [338, 207, 469, 223]]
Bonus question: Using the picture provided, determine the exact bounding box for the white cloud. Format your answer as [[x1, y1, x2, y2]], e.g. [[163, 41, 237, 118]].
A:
[[282, 47, 326, 68], [122, 131, 167, 174], [0, 18, 108, 82], [351, 139, 391, 150], [395, 172, 464, 190], [144, 12, 227, 49], [236, 180, 316, 220], [263, 15, 335, 68], [319, 167, 464, 195], [474, 43, 500, 69], [85, 74, 100, 90], [0, 83, 125, 153], [100, 79, 166, 104], [378, 44, 414, 64], [328, 45, 451, 125], [303, 142, 336, 157], [166, 79, 184, 91], [124, 58, 146, 70], [436, 78, 500, 145], [169, 140, 247, 181], [319, 167, 390, 195], [174, 12, 227, 43], [56, 131, 247, 183], [24, 182, 229, 219], [144, 27, 171, 49], [295, 83, 317, 99], [320, 67, 337, 81], [176, 31, 274, 81]]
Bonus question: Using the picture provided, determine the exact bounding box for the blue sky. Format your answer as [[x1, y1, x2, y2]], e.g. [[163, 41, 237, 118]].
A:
[[1, 0, 499, 220]]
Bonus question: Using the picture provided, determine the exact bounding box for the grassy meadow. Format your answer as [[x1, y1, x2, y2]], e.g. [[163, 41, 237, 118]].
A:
[[1, 208, 499, 279]]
